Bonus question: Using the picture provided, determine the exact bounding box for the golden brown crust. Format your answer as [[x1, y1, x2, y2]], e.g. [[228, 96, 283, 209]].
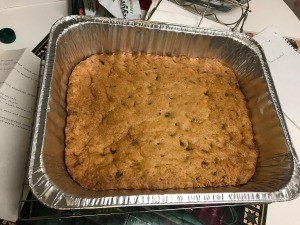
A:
[[65, 53, 258, 191]]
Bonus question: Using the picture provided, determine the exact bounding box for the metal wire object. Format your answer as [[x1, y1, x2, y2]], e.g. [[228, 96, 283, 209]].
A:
[[169, 0, 251, 32]]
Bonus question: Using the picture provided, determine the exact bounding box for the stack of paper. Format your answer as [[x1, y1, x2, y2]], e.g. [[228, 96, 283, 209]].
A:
[[0, 48, 40, 222], [253, 27, 300, 151]]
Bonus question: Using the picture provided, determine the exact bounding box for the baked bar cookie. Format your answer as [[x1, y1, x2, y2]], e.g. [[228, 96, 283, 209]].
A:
[[65, 53, 258, 191]]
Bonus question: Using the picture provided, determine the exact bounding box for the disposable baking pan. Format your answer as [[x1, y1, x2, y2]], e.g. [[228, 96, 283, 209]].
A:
[[28, 16, 300, 209]]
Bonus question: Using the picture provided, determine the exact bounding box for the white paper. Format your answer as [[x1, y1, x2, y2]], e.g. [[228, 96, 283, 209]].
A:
[[119, 0, 141, 19], [148, 0, 228, 30], [0, 48, 40, 222], [253, 27, 300, 129], [0, 1, 68, 51], [0, 0, 65, 10], [83, 0, 98, 16], [98, 0, 141, 19], [98, 0, 123, 18]]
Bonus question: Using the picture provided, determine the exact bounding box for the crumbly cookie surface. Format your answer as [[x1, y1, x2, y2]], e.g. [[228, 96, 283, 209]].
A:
[[65, 53, 258, 191]]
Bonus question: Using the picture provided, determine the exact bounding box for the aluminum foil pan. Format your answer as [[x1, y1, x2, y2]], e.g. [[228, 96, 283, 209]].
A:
[[28, 16, 300, 209]]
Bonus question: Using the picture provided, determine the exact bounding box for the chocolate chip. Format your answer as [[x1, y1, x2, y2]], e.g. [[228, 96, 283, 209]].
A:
[[201, 161, 208, 168], [164, 112, 171, 117], [180, 140, 193, 151], [184, 146, 193, 151], [110, 148, 117, 154], [155, 140, 161, 145], [131, 139, 138, 145], [180, 141, 185, 147], [115, 171, 123, 178], [169, 132, 175, 137], [99, 59, 105, 65]]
